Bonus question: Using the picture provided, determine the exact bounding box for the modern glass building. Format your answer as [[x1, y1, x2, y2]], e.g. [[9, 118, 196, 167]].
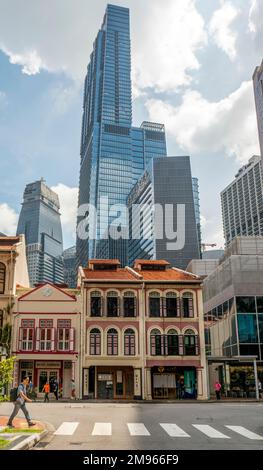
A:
[[127, 157, 200, 269], [76, 4, 167, 269], [192, 177, 202, 257], [203, 237, 263, 397], [221, 155, 263, 246], [63, 246, 76, 288], [253, 60, 263, 158], [17, 179, 64, 286]]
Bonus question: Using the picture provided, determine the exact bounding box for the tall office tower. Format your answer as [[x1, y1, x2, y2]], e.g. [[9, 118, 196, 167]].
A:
[[253, 60, 263, 158], [127, 157, 200, 270], [63, 246, 76, 288], [17, 179, 64, 286], [76, 4, 166, 269], [192, 177, 202, 257], [221, 155, 263, 246]]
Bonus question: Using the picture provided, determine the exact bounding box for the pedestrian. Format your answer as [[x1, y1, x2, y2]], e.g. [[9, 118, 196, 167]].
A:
[[42, 381, 50, 403], [214, 381, 222, 400], [7, 377, 35, 428], [71, 379, 76, 400], [258, 380, 262, 399], [53, 378, 59, 401]]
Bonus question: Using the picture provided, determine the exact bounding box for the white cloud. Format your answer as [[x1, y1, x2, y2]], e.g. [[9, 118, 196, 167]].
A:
[[51, 184, 78, 242], [132, 0, 207, 93], [0, 0, 207, 93], [248, 0, 263, 45], [146, 81, 260, 163], [0, 203, 19, 235], [208, 1, 240, 60]]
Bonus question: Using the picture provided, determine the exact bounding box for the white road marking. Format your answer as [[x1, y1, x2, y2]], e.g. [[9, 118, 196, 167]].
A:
[[54, 422, 79, 436], [92, 422, 112, 436], [160, 423, 190, 437], [225, 426, 263, 440], [192, 424, 230, 439], [127, 423, 151, 436]]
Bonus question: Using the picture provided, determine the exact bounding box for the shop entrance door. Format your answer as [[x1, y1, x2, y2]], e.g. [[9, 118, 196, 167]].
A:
[[38, 370, 59, 393]]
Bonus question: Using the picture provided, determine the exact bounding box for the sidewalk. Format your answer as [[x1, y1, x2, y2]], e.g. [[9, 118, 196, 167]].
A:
[[0, 416, 48, 450]]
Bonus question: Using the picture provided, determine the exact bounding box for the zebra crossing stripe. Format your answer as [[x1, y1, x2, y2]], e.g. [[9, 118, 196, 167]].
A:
[[92, 423, 112, 436], [160, 423, 190, 437], [192, 424, 230, 439], [127, 423, 151, 436], [54, 422, 79, 436], [225, 426, 263, 440]]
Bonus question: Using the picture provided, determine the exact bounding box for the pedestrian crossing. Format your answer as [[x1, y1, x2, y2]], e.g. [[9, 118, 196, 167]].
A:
[[52, 421, 263, 441]]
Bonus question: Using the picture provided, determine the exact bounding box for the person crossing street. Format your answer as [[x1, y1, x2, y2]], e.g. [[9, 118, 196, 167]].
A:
[[7, 377, 35, 428]]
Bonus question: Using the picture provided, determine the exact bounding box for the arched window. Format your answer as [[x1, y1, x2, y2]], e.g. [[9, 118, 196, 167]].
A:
[[0, 263, 6, 294], [166, 292, 179, 318], [182, 293, 194, 318], [150, 329, 162, 355], [107, 328, 118, 355], [107, 291, 119, 317], [124, 328, 135, 356], [123, 291, 136, 317], [91, 291, 102, 317], [90, 328, 101, 355], [184, 329, 197, 355], [166, 329, 179, 356], [149, 292, 161, 317]]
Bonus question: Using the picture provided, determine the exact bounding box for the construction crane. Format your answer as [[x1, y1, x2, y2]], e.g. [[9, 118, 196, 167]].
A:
[[201, 243, 217, 253]]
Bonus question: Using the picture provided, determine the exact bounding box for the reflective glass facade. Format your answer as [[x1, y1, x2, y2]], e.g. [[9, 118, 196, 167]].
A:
[[17, 180, 64, 286], [76, 5, 167, 268]]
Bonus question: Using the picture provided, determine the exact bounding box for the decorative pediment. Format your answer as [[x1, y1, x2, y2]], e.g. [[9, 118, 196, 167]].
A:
[[18, 283, 76, 302]]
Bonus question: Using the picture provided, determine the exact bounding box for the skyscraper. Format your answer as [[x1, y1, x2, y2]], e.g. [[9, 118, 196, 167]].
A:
[[253, 60, 263, 158], [17, 179, 64, 286], [127, 157, 200, 270], [192, 177, 202, 257], [76, 4, 166, 269], [63, 245, 76, 288], [221, 155, 263, 246]]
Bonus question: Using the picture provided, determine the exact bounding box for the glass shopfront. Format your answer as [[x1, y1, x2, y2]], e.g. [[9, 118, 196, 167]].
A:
[[151, 367, 197, 399]]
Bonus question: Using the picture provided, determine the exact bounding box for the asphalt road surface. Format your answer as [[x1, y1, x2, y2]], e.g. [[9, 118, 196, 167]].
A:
[[1, 402, 263, 450]]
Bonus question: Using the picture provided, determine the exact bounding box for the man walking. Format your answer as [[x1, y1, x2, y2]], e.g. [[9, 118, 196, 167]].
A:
[[7, 377, 35, 428], [42, 381, 50, 403]]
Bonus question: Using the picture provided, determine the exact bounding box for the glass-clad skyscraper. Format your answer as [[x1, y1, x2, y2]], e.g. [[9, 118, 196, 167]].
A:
[[76, 4, 167, 268], [17, 179, 64, 286]]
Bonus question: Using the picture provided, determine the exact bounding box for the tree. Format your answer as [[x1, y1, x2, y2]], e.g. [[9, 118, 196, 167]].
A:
[[0, 356, 16, 397], [0, 324, 12, 357]]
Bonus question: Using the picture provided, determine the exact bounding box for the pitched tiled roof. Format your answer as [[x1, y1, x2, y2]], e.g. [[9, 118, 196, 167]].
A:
[[0, 236, 20, 251], [134, 259, 170, 268], [132, 267, 201, 282], [83, 267, 139, 281]]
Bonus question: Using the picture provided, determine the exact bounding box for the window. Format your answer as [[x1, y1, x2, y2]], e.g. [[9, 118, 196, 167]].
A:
[[19, 328, 34, 351], [107, 328, 118, 355], [90, 328, 101, 355], [166, 292, 179, 317], [150, 329, 162, 355], [37, 320, 54, 351], [237, 314, 258, 343], [107, 291, 119, 317], [57, 319, 71, 328], [123, 291, 136, 317], [124, 328, 135, 355], [0, 263, 6, 294], [57, 327, 73, 351], [236, 297, 256, 313], [184, 330, 197, 355], [149, 292, 161, 317], [91, 291, 102, 317], [182, 293, 194, 318], [166, 329, 179, 355]]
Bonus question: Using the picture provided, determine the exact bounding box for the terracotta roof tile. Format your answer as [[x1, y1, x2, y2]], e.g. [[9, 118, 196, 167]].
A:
[[83, 268, 139, 281], [0, 236, 20, 251], [134, 259, 170, 268], [132, 268, 201, 282]]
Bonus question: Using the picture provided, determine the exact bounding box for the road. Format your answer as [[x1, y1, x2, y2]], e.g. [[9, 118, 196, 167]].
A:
[[1, 401, 263, 450]]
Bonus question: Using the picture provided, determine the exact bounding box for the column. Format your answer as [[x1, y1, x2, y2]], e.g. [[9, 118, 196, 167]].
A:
[[197, 367, 208, 400], [83, 367, 89, 398], [133, 368, 142, 399], [144, 368, 152, 400]]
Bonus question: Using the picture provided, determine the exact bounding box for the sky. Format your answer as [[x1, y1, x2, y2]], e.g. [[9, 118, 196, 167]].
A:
[[0, 0, 262, 250]]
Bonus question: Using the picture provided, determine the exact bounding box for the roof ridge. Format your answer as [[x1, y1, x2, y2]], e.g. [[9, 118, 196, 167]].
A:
[[125, 266, 143, 279], [171, 266, 200, 279]]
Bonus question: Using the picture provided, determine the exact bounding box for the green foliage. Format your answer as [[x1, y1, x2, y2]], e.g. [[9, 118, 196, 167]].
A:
[[0, 356, 16, 392], [0, 395, 9, 402], [0, 323, 12, 357]]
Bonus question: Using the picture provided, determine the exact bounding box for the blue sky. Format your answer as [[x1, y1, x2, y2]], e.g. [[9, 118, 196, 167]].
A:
[[0, 0, 262, 250]]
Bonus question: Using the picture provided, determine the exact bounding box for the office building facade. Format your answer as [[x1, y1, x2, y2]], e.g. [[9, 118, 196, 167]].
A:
[[63, 246, 77, 288], [17, 179, 64, 286], [76, 4, 167, 269], [128, 157, 200, 270], [253, 60, 263, 158], [221, 155, 263, 246]]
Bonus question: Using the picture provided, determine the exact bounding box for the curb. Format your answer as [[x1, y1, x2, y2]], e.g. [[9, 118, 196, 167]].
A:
[[9, 429, 49, 451]]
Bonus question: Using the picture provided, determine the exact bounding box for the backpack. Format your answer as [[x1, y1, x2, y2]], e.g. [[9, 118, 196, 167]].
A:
[[10, 387, 19, 402]]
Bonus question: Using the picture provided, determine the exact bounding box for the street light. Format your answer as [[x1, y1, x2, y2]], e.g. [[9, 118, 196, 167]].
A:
[[232, 356, 259, 400]]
